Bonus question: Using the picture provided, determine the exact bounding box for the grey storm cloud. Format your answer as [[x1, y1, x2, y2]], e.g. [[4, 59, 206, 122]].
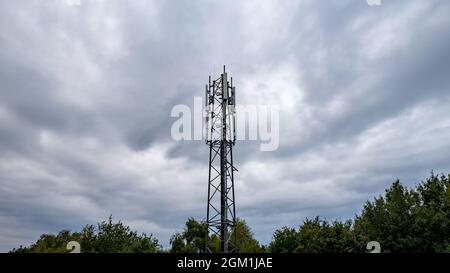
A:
[[1, 0, 450, 251]]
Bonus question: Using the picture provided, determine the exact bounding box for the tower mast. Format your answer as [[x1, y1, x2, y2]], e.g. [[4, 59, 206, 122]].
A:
[[205, 65, 237, 253]]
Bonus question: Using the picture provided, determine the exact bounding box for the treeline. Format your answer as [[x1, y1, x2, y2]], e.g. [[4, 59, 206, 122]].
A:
[[11, 173, 450, 253]]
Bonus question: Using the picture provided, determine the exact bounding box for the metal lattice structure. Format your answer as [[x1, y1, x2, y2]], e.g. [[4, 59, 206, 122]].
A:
[[204, 65, 237, 253]]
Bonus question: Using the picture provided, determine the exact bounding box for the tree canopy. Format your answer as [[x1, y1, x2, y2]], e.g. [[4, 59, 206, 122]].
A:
[[354, 173, 450, 252], [169, 218, 263, 253], [10, 173, 450, 253], [11, 216, 161, 253], [268, 173, 450, 253]]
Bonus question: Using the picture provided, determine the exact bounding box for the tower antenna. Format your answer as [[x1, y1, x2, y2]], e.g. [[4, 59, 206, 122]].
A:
[[204, 65, 237, 253]]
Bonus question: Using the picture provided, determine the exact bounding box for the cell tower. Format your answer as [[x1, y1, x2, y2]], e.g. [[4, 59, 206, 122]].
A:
[[204, 65, 237, 253]]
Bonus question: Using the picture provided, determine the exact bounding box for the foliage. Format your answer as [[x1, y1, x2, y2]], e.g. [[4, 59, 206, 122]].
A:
[[268, 218, 357, 253], [354, 173, 450, 252], [170, 217, 209, 253], [11, 173, 450, 253], [10, 216, 161, 253], [268, 227, 298, 253], [295, 218, 357, 253], [229, 219, 264, 253], [268, 173, 450, 253], [170, 218, 263, 253]]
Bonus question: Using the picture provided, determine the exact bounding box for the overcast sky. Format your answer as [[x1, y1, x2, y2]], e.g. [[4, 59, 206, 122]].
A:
[[1, 0, 450, 252]]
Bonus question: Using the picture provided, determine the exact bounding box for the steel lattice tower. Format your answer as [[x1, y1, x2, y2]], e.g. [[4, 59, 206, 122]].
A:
[[205, 65, 237, 253]]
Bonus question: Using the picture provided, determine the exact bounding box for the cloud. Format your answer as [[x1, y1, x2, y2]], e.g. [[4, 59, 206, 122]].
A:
[[1, 0, 450, 251]]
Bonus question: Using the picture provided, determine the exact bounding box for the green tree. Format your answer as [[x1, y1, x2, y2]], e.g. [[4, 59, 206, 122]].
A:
[[268, 227, 298, 253], [295, 217, 357, 252], [354, 180, 416, 252], [90, 216, 160, 253], [229, 219, 263, 253], [268, 218, 358, 253], [170, 218, 209, 253], [354, 173, 450, 252], [412, 173, 450, 252], [170, 218, 263, 253], [10, 216, 161, 253]]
